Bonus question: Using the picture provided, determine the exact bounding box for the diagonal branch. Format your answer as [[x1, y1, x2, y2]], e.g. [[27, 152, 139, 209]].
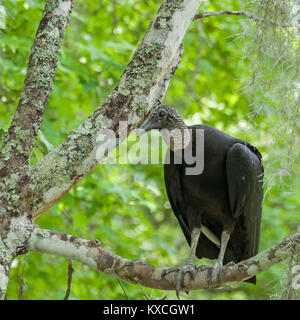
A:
[[0, 0, 73, 175], [28, 227, 300, 293], [22, 0, 203, 220], [193, 11, 300, 29]]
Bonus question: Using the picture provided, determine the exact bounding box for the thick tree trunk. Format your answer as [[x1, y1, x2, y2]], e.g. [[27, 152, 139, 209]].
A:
[[0, 260, 10, 299], [0, 0, 73, 300], [0, 216, 34, 299]]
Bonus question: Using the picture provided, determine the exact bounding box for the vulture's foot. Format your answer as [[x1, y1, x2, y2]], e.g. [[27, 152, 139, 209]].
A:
[[225, 261, 235, 267], [213, 261, 235, 269], [197, 265, 211, 271], [162, 263, 197, 299], [213, 261, 222, 269], [210, 261, 235, 283], [209, 262, 222, 284]]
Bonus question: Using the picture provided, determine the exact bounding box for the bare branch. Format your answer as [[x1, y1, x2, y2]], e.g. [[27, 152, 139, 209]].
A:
[[28, 227, 300, 294], [194, 11, 254, 20], [17, 262, 26, 300], [117, 279, 129, 300], [63, 259, 74, 300], [193, 11, 300, 28]]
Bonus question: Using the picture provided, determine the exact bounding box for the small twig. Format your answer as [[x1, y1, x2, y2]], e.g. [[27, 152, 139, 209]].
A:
[[18, 263, 26, 300], [140, 288, 150, 300], [39, 130, 54, 151], [194, 11, 253, 20], [193, 11, 300, 29], [64, 259, 74, 300], [117, 279, 129, 300], [157, 294, 167, 300]]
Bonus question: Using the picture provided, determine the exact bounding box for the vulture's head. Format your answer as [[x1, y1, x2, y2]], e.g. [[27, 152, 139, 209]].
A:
[[137, 105, 185, 136], [137, 105, 190, 150]]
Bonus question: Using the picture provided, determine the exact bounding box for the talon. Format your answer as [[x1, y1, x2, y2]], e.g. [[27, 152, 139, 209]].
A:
[[197, 265, 211, 271], [213, 262, 222, 269], [163, 264, 197, 299], [162, 267, 180, 277], [209, 262, 223, 284], [176, 264, 197, 299]]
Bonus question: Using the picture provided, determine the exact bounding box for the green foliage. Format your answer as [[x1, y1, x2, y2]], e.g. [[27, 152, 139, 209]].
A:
[[1, 0, 299, 300]]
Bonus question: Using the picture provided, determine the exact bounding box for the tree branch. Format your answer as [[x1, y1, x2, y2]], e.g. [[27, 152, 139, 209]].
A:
[[0, 215, 34, 300], [0, 0, 73, 223], [28, 227, 300, 294], [63, 259, 74, 300], [193, 11, 300, 29], [22, 0, 202, 220], [194, 11, 255, 21], [0, 0, 73, 175]]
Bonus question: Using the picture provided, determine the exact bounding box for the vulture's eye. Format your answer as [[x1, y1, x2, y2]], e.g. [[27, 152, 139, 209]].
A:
[[158, 110, 166, 118]]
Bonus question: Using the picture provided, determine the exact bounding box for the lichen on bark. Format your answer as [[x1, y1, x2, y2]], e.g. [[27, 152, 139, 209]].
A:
[[0, 0, 73, 174]]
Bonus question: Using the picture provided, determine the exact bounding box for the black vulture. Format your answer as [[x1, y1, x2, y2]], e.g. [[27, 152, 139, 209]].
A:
[[137, 105, 264, 297]]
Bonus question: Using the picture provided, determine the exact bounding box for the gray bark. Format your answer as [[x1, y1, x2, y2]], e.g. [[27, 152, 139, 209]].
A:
[[0, 216, 34, 299], [28, 227, 300, 292], [0, 0, 73, 174]]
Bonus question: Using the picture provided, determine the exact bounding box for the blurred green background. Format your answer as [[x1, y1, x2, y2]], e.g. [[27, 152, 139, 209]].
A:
[[0, 0, 299, 300]]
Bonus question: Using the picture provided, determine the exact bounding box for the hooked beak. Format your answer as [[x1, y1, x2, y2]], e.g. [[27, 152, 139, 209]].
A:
[[136, 118, 156, 137]]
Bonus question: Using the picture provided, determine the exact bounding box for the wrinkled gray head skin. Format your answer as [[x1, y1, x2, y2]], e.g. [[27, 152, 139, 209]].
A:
[[137, 105, 185, 136]]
